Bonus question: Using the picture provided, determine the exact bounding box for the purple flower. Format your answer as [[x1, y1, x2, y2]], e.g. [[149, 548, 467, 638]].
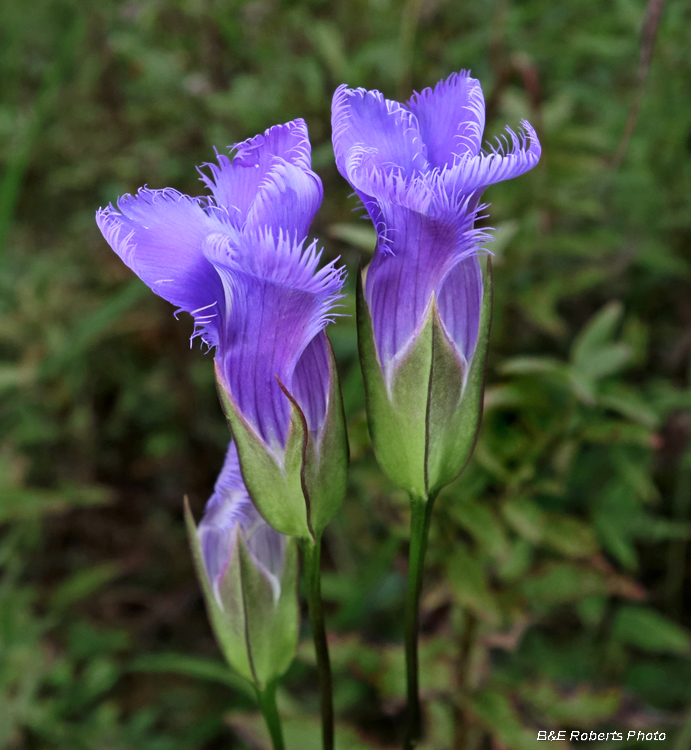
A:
[[331, 71, 541, 385], [198, 441, 286, 603], [97, 119, 345, 453]]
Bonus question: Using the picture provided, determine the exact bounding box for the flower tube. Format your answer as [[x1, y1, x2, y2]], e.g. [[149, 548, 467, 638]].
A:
[[97, 119, 348, 541], [332, 71, 541, 499]]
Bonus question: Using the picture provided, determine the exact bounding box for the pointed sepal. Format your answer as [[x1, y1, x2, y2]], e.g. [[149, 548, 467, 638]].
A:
[[425, 258, 493, 494], [214, 339, 348, 540], [357, 258, 493, 499]]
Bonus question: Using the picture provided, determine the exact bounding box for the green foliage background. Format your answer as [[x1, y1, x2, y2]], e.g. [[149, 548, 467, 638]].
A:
[[1, 0, 690, 747]]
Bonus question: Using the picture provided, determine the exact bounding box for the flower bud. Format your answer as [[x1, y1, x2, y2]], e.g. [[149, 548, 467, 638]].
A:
[[184, 443, 299, 688]]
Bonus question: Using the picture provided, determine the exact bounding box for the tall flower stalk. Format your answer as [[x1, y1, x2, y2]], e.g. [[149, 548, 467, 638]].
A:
[[97, 119, 348, 750], [332, 72, 541, 747]]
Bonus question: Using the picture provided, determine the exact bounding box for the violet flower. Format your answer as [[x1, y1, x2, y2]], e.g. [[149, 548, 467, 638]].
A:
[[332, 71, 540, 499], [332, 71, 541, 385], [97, 120, 348, 539]]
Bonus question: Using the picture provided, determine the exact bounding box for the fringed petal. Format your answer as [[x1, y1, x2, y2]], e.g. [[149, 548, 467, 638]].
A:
[[331, 85, 428, 187], [245, 158, 323, 242], [199, 119, 316, 231], [204, 232, 345, 448], [408, 71, 486, 169], [441, 121, 541, 198], [95, 188, 227, 347], [198, 441, 286, 601]]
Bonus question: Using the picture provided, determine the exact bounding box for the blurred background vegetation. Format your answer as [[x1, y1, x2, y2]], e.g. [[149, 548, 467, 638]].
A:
[[1, 0, 690, 747]]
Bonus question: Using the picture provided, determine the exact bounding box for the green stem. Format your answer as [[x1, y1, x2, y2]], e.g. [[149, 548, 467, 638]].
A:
[[255, 681, 285, 750], [403, 495, 436, 750], [300, 535, 334, 750]]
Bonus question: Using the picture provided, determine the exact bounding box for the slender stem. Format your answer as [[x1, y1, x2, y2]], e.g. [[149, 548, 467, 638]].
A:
[[256, 681, 285, 750], [403, 495, 436, 750], [300, 535, 334, 750]]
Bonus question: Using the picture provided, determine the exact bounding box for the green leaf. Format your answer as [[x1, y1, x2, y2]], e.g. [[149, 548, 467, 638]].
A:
[[51, 563, 121, 612], [519, 680, 621, 727], [0, 484, 111, 522], [228, 711, 370, 750], [468, 689, 535, 750], [541, 513, 599, 558], [448, 496, 510, 559], [498, 356, 567, 378], [446, 545, 502, 625], [571, 301, 623, 367], [612, 607, 691, 655], [502, 496, 545, 543], [129, 653, 254, 699], [521, 562, 608, 604], [574, 342, 633, 381]]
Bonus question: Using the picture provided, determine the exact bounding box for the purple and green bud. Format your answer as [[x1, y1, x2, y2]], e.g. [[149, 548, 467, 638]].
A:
[[97, 119, 348, 539], [331, 72, 541, 499], [184, 442, 299, 688]]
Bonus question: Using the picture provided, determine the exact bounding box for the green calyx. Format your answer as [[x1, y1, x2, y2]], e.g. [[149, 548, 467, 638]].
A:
[[184, 499, 299, 689], [356, 258, 493, 500], [214, 336, 348, 541]]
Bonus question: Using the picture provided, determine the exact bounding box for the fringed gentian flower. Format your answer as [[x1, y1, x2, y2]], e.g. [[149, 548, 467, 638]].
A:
[[185, 441, 299, 691], [97, 120, 348, 541], [332, 71, 541, 499]]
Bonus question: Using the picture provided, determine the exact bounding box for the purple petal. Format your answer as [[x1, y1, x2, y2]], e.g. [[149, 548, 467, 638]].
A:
[[407, 71, 486, 169], [365, 204, 486, 382], [199, 119, 320, 235], [441, 121, 541, 198], [331, 85, 428, 188], [205, 231, 345, 448], [96, 189, 227, 347], [245, 158, 323, 242], [290, 331, 331, 436], [198, 441, 286, 599], [436, 253, 483, 364]]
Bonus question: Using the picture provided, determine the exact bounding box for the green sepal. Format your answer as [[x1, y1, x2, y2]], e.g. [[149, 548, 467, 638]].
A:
[[184, 497, 253, 683], [236, 533, 299, 688], [356, 270, 430, 500], [356, 258, 493, 499], [299, 336, 349, 534], [184, 499, 299, 689], [426, 257, 493, 494], [214, 336, 348, 540]]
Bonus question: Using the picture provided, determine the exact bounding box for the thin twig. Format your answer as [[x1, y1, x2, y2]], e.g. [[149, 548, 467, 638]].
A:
[[612, 0, 666, 169]]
